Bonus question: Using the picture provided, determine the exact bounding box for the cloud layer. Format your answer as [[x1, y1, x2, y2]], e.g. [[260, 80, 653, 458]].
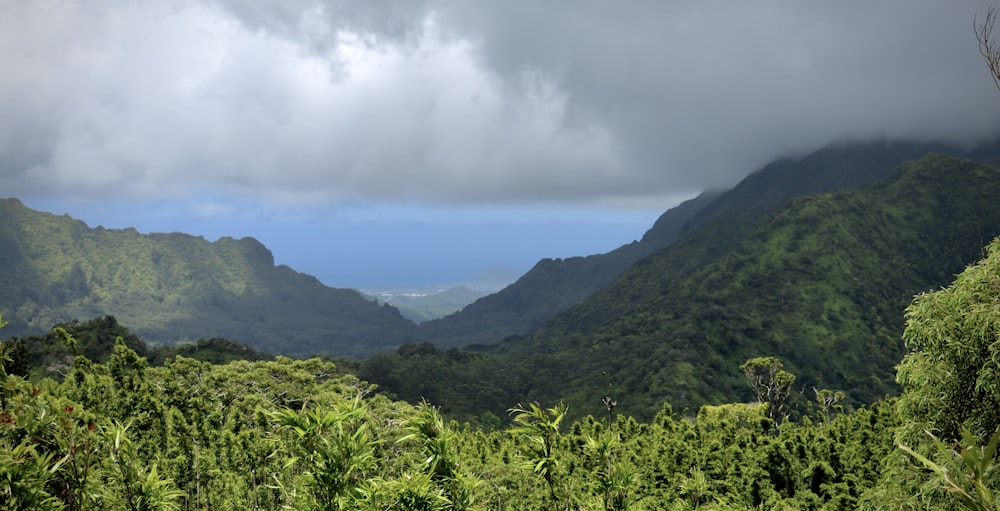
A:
[[4, 0, 1000, 208]]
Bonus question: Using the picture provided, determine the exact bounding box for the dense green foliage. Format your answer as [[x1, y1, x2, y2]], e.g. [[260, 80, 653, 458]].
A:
[[896, 237, 1000, 444], [1, 316, 151, 379], [2, 326, 912, 509], [866, 238, 1000, 510], [2, 315, 271, 380], [359, 154, 1000, 423], [0, 199, 416, 357], [10, 322, 983, 510], [884, 237, 1000, 510]]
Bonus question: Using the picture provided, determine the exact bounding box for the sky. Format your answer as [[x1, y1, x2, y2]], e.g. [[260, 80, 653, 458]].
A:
[[4, 0, 1000, 288]]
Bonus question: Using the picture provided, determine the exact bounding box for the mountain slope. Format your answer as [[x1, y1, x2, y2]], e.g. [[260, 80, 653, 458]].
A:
[[357, 153, 1000, 422], [539, 140, 999, 342], [530, 153, 1000, 414], [0, 198, 417, 356], [415, 190, 722, 347], [416, 140, 960, 348]]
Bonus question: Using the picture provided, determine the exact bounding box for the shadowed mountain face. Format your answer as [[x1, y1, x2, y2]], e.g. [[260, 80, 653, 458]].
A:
[[415, 139, 965, 349], [0, 198, 417, 357]]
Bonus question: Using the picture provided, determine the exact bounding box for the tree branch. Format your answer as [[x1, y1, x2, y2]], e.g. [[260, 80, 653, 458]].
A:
[[975, 7, 1000, 91]]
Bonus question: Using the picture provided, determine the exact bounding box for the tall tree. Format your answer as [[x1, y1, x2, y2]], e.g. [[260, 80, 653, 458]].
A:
[[740, 357, 795, 426], [896, 238, 1000, 442]]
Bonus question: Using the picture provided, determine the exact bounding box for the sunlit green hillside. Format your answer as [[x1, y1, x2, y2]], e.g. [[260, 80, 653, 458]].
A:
[[0, 198, 417, 357]]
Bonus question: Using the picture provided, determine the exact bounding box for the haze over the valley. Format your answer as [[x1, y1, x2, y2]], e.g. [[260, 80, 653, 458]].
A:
[[4, 0, 1000, 287]]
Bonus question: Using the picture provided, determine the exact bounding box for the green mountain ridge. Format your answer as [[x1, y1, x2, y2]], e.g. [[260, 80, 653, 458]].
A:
[[533, 152, 1000, 411], [415, 140, 974, 349], [356, 152, 1000, 423], [0, 198, 417, 357]]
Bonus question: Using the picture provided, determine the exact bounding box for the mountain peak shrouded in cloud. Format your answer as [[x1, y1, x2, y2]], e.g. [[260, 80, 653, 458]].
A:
[[4, 1, 1000, 287]]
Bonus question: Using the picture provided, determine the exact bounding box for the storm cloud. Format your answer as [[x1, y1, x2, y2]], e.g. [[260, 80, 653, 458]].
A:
[[4, 0, 1000, 208]]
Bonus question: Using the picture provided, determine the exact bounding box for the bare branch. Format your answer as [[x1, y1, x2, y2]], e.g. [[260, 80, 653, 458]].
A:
[[974, 6, 1000, 91]]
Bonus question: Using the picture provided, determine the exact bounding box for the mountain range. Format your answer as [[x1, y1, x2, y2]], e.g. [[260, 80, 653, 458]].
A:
[[351, 142, 1000, 422], [414, 139, 1000, 348], [5, 137, 1000, 422]]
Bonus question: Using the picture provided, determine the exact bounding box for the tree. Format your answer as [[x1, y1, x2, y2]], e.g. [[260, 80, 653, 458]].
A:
[[896, 238, 1000, 442], [508, 401, 568, 510], [399, 400, 479, 510], [813, 388, 846, 424], [898, 426, 1000, 511], [893, 238, 1000, 509], [740, 357, 795, 426], [976, 6, 1000, 91], [882, 14, 1000, 506], [104, 420, 186, 511], [269, 396, 377, 510], [584, 429, 637, 511]]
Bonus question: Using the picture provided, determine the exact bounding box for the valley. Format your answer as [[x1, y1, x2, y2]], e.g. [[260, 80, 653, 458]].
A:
[[6, 2, 1000, 507], [358, 265, 522, 323], [5, 138, 1000, 509]]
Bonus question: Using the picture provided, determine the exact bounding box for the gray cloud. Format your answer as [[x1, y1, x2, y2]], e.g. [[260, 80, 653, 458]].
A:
[[3, 0, 999, 208], [440, 1, 1000, 184]]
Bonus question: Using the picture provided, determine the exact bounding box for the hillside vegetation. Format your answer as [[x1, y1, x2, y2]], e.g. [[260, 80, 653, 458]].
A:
[[1, 315, 273, 379], [357, 153, 1000, 423], [0, 199, 417, 357], [416, 140, 971, 348], [1, 321, 905, 510]]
